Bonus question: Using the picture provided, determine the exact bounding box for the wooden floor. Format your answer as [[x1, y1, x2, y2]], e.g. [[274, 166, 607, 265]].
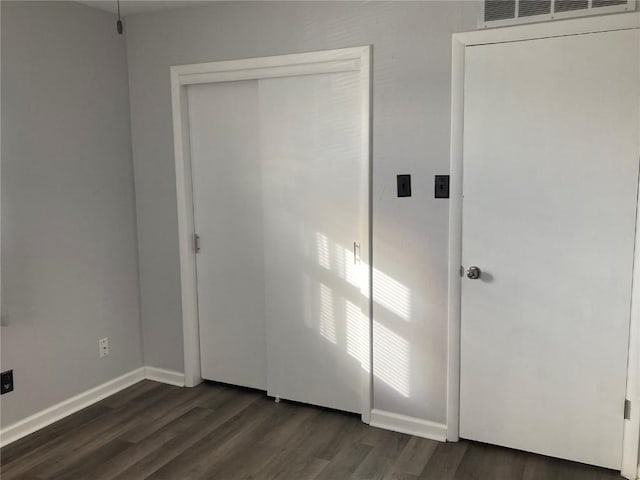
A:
[[1, 380, 621, 480]]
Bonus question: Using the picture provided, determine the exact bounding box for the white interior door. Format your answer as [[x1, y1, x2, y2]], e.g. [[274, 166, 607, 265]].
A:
[[460, 29, 640, 469], [188, 80, 267, 390], [259, 72, 370, 415]]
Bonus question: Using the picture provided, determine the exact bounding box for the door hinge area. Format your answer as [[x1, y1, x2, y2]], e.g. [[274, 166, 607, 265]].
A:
[[194, 234, 201, 253], [624, 399, 631, 420]]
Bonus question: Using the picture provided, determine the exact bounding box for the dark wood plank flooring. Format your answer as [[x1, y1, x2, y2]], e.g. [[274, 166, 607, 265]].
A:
[[0, 380, 622, 479]]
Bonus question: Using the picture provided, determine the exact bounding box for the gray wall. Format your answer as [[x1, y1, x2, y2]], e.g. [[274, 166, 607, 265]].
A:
[[126, 1, 480, 425], [1, 1, 143, 426]]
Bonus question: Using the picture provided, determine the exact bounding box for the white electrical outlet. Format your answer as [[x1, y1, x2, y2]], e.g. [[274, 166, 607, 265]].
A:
[[98, 337, 109, 358]]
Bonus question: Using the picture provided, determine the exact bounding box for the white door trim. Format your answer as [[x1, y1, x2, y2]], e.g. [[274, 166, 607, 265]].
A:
[[447, 12, 640, 479], [170, 46, 373, 417]]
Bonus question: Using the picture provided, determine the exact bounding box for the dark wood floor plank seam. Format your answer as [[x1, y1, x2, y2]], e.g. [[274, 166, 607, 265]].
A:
[[315, 441, 372, 480], [0, 403, 112, 465], [119, 381, 225, 443], [0, 384, 173, 479], [147, 397, 279, 480], [243, 409, 332, 480], [44, 438, 134, 480], [100, 380, 162, 409], [393, 436, 439, 476], [5, 384, 181, 480], [195, 402, 319, 480], [86, 406, 214, 480], [417, 440, 468, 480], [115, 389, 262, 479]]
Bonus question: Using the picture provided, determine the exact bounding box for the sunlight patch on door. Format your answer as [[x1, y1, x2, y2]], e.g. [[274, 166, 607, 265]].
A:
[[373, 269, 411, 321], [373, 321, 410, 397], [346, 299, 370, 372], [315, 232, 331, 270], [319, 283, 337, 344]]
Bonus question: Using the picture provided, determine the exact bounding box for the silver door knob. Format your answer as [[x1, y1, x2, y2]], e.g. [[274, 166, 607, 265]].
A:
[[466, 266, 481, 280]]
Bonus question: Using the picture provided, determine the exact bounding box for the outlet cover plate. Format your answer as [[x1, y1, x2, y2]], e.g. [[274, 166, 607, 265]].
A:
[[99, 337, 110, 358]]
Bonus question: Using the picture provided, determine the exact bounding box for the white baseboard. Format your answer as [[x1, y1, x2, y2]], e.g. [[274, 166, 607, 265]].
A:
[[2, 374, 441, 448], [370, 409, 447, 442], [144, 366, 185, 387], [0, 366, 187, 448], [0, 367, 145, 448]]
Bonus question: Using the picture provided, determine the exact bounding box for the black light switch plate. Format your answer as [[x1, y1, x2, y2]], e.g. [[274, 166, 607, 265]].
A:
[[1, 370, 13, 395], [397, 174, 411, 197], [435, 175, 450, 198]]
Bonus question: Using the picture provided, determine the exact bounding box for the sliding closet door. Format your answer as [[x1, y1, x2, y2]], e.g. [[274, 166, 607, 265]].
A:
[[187, 80, 267, 390], [259, 72, 370, 415]]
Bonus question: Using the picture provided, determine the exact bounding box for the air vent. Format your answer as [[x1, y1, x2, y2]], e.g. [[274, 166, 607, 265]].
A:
[[593, 0, 628, 6], [555, 0, 589, 12], [482, 0, 636, 27], [485, 0, 516, 20], [519, 0, 552, 16]]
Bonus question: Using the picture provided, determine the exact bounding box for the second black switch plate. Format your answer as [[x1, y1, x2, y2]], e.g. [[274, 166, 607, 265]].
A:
[[435, 175, 450, 198], [397, 174, 411, 197]]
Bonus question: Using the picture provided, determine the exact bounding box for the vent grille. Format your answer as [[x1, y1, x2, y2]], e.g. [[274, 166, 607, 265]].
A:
[[555, 0, 589, 12], [485, 0, 516, 20], [483, 0, 635, 25], [519, 0, 552, 16], [592, 0, 627, 6]]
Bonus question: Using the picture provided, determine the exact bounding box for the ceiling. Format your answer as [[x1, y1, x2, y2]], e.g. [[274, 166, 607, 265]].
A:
[[76, 1, 211, 17]]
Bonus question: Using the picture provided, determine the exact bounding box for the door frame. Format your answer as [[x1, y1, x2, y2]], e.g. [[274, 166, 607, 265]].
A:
[[447, 12, 640, 478], [170, 46, 373, 420]]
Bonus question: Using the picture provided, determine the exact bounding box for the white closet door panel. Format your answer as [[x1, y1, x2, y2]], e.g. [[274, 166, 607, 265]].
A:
[[188, 80, 267, 390], [460, 29, 640, 468], [259, 72, 369, 414]]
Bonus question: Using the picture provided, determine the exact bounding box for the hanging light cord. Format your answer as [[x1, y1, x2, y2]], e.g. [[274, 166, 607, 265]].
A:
[[116, 0, 123, 35]]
